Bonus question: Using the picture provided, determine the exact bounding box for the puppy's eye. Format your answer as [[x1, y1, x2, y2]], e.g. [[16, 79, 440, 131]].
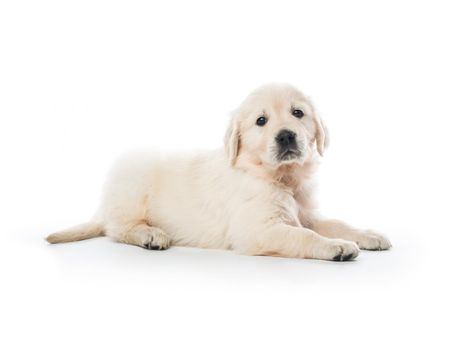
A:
[[292, 109, 304, 118], [256, 116, 267, 126]]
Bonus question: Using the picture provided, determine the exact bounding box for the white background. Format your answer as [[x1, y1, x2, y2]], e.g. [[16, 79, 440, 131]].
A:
[[1, 0, 473, 349]]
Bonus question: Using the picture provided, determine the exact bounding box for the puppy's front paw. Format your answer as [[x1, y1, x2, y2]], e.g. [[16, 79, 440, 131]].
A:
[[356, 230, 391, 251], [325, 239, 360, 261]]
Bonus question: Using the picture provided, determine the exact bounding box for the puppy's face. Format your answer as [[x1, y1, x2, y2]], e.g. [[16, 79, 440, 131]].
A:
[[225, 84, 327, 170]]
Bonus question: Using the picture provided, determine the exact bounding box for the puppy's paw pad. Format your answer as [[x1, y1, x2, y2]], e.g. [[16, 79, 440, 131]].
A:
[[332, 252, 355, 261], [328, 240, 359, 262], [140, 230, 171, 251], [357, 230, 391, 251], [143, 242, 167, 250]]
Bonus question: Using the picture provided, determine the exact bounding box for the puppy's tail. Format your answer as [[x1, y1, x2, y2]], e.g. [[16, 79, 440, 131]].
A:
[[45, 222, 104, 244]]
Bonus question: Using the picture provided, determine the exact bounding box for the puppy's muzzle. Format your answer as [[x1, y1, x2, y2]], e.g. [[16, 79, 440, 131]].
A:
[[275, 129, 301, 161]]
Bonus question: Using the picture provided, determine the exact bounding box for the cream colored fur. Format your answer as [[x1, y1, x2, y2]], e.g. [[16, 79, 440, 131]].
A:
[[46, 83, 391, 261]]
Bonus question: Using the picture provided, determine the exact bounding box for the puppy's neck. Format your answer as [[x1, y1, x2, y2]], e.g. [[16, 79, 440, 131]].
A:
[[234, 154, 317, 193]]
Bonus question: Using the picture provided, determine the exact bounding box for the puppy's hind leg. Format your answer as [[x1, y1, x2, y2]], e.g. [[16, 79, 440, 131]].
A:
[[107, 222, 172, 250]]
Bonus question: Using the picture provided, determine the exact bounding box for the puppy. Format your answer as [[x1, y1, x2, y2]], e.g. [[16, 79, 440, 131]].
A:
[[46, 84, 391, 261]]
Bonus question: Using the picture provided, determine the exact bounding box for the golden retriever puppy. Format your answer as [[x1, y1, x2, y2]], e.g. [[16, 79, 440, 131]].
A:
[[46, 83, 391, 261]]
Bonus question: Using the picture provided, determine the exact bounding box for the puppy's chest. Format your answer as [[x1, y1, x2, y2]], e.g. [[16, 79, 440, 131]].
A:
[[291, 189, 317, 228], [269, 186, 310, 227]]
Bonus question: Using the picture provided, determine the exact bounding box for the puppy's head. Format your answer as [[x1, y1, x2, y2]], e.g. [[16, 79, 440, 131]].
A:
[[225, 84, 327, 170]]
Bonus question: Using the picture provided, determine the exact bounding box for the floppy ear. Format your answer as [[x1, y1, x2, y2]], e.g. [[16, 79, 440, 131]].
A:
[[314, 114, 328, 156], [224, 114, 241, 165]]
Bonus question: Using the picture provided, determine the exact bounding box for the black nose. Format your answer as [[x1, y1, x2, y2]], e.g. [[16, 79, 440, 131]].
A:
[[276, 130, 296, 147]]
